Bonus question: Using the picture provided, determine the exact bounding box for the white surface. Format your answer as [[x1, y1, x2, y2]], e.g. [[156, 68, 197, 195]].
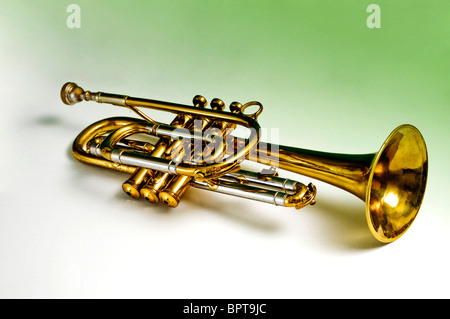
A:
[[1, 3, 449, 299]]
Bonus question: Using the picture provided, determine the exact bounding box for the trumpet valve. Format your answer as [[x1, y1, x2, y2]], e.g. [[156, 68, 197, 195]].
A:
[[122, 168, 151, 199], [192, 95, 207, 108], [140, 171, 174, 204], [159, 175, 192, 207], [210, 98, 225, 111], [140, 186, 160, 204], [229, 101, 243, 114]]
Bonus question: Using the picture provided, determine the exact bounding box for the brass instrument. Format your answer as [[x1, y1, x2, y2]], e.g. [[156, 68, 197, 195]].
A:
[[61, 82, 428, 243]]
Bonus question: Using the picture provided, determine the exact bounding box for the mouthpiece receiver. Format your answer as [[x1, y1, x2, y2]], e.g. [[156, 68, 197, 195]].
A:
[[61, 82, 86, 105]]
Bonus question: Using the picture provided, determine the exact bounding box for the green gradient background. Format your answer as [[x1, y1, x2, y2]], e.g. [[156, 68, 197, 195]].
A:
[[3, 0, 447, 200], [0, 0, 449, 297]]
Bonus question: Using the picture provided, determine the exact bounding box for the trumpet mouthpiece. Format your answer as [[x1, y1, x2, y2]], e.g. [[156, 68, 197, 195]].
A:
[[61, 82, 85, 105]]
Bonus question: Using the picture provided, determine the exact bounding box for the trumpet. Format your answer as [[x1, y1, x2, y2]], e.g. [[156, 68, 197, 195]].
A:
[[61, 82, 428, 243]]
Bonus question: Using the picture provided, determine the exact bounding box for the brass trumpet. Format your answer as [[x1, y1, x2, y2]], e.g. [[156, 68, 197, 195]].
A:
[[61, 82, 428, 243]]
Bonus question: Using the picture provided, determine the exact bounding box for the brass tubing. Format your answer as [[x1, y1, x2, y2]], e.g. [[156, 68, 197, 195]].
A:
[[122, 141, 169, 199], [62, 82, 261, 180], [140, 96, 208, 203], [125, 96, 253, 128], [123, 113, 195, 199], [72, 117, 144, 174], [253, 145, 375, 201], [158, 102, 216, 207], [126, 95, 260, 179]]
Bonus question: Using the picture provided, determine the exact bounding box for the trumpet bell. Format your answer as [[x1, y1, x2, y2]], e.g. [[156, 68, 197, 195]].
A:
[[366, 124, 428, 243]]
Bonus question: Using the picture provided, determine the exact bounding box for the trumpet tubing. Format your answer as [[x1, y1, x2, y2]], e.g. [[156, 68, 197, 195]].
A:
[[62, 82, 428, 243]]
